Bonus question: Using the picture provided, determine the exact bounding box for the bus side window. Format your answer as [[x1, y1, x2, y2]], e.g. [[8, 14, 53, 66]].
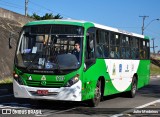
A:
[[139, 39, 146, 59], [96, 30, 104, 58], [88, 39, 95, 59], [133, 38, 139, 59], [146, 40, 150, 59], [95, 30, 109, 58], [85, 28, 96, 69], [121, 47, 125, 59], [110, 33, 120, 59], [104, 31, 109, 58]]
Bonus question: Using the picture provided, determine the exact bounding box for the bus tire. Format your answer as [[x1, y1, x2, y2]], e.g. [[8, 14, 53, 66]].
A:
[[88, 80, 101, 107], [128, 76, 137, 98]]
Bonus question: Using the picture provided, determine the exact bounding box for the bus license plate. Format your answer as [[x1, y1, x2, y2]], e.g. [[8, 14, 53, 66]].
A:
[[37, 90, 48, 95]]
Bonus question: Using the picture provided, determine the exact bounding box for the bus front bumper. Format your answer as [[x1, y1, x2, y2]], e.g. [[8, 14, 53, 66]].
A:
[[13, 79, 82, 101]]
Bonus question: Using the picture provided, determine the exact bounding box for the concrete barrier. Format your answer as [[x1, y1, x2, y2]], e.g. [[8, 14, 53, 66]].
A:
[[0, 8, 33, 25]]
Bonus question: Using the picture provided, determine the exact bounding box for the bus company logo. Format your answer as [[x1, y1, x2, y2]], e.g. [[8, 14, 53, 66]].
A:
[[132, 64, 134, 71], [41, 75, 47, 86], [41, 75, 46, 81], [125, 64, 129, 72], [119, 64, 122, 72], [112, 63, 116, 75], [41, 80, 47, 86], [28, 76, 32, 80]]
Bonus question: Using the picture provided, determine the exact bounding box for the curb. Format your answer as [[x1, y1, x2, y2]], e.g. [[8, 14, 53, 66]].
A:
[[150, 75, 160, 78]]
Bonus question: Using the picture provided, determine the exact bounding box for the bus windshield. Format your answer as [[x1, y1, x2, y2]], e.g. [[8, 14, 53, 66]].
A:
[[15, 25, 84, 72]]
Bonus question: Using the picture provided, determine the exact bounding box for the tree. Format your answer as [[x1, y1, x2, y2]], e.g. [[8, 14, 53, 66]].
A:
[[30, 13, 41, 20], [41, 13, 54, 20], [29, 13, 63, 20], [54, 14, 63, 19]]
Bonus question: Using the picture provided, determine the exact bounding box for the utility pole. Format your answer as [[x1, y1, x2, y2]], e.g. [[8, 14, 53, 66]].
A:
[[139, 16, 149, 35], [152, 38, 155, 54], [151, 38, 158, 54], [25, 0, 29, 16]]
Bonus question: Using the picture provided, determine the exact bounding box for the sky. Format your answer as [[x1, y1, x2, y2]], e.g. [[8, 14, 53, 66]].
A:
[[0, 0, 160, 53]]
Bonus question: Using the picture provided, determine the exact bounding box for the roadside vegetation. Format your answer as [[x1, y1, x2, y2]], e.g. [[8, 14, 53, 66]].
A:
[[29, 13, 63, 20], [150, 63, 160, 75], [150, 54, 160, 75], [0, 77, 12, 84]]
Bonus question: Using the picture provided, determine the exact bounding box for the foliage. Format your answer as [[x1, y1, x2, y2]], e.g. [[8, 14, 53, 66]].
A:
[[0, 77, 13, 84], [150, 63, 160, 75], [29, 13, 63, 20]]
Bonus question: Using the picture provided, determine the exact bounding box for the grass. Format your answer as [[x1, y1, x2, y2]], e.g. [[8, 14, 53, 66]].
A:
[[150, 63, 160, 75], [0, 77, 13, 84]]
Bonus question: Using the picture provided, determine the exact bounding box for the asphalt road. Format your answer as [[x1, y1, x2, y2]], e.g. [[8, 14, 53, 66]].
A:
[[0, 77, 160, 117]]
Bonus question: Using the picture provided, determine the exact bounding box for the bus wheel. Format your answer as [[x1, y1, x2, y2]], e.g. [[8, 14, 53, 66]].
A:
[[89, 80, 101, 107], [128, 76, 137, 98]]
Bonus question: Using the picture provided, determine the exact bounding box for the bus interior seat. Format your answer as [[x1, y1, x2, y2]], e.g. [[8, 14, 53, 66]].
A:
[[110, 51, 115, 58], [96, 46, 103, 57], [115, 52, 120, 59]]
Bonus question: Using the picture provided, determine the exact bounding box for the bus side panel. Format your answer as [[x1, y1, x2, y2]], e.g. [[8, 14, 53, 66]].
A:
[[104, 59, 141, 95], [81, 59, 150, 101], [104, 59, 121, 96], [82, 59, 108, 101], [137, 60, 150, 89], [82, 59, 123, 101], [104, 79, 121, 96]]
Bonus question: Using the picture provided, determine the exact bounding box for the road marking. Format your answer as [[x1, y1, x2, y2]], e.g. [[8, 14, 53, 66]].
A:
[[35, 107, 76, 116], [0, 94, 13, 98], [35, 113, 51, 117], [53, 107, 76, 114], [135, 99, 160, 109], [151, 77, 160, 80], [110, 99, 160, 117], [150, 75, 160, 78]]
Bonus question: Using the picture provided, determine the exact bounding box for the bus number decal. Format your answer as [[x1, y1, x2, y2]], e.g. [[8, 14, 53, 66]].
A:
[[56, 76, 65, 81]]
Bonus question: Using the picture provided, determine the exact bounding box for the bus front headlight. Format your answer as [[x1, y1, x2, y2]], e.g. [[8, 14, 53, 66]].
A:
[[13, 72, 24, 85], [65, 74, 79, 87]]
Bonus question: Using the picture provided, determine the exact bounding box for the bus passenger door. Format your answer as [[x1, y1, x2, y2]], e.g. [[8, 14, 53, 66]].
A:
[[83, 28, 96, 100], [84, 28, 96, 69]]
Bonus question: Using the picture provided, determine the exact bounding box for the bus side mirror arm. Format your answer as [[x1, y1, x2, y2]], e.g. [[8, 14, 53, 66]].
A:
[[9, 37, 12, 49], [9, 32, 13, 49]]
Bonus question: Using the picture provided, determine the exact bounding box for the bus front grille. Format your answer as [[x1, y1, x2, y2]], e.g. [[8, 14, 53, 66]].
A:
[[26, 80, 64, 88]]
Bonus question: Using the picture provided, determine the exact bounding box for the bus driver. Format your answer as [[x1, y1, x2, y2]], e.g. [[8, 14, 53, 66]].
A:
[[72, 42, 80, 61]]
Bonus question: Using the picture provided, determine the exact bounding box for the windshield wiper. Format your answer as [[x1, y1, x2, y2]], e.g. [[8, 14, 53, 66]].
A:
[[26, 54, 40, 71], [50, 35, 63, 73], [44, 27, 63, 73]]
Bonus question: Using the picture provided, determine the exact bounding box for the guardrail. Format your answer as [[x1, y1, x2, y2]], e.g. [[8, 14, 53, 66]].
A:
[[151, 57, 160, 67]]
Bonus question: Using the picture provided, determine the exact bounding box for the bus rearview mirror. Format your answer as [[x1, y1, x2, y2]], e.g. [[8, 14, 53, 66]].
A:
[[9, 37, 12, 49]]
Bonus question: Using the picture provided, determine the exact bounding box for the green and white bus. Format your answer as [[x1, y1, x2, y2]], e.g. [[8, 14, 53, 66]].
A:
[[12, 19, 150, 106]]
